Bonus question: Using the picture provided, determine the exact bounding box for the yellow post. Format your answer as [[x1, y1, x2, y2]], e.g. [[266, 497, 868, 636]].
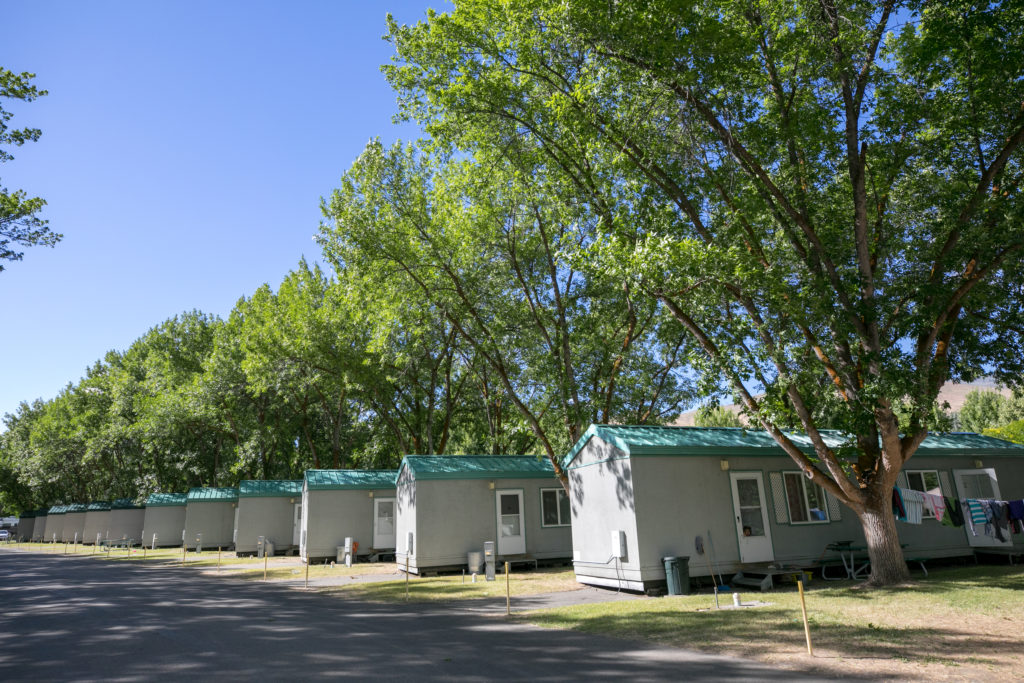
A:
[[64, 542, 68, 555], [405, 554, 410, 602], [798, 580, 814, 656], [305, 559, 309, 589], [505, 562, 511, 616], [218, 546, 222, 571], [264, 552, 268, 581]]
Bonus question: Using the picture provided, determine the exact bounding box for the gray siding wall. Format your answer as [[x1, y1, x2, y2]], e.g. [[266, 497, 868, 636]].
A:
[[568, 438, 643, 589], [32, 516, 47, 541], [184, 501, 236, 549], [395, 468, 416, 567], [43, 515, 64, 542], [82, 511, 110, 544], [305, 488, 395, 560], [571, 438, 1024, 589], [18, 517, 35, 542], [142, 506, 186, 547], [62, 512, 87, 543], [235, 496, 298, 554], [404, 476, 572, 573], [107, 509, 145, 542]]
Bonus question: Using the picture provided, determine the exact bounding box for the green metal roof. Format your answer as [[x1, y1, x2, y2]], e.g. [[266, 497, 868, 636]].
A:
[[398, 455, 555, 481], [187, 487, 239, 503], [65, 503, 88, 513], [87, 501, 111, 511], [563, 424, 1024, 467], [305, 470, 398, 490], [239, 480, 303, 497], [145, 492, 187, 507], [47, 505, 68, 515], [112, 498, 143, 509]]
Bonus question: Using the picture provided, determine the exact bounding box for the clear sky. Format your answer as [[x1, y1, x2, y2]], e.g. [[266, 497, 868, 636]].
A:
[[2, 1, 441, 422]]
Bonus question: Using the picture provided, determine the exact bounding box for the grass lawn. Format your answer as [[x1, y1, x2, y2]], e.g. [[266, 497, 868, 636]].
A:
[[523, 565, 1024, 681], [224, 561, 400, 581], [327, 567, 582, 602]]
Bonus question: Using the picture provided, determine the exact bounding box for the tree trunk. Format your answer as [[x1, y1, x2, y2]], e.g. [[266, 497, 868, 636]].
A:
[[858, 490, 910, 586]]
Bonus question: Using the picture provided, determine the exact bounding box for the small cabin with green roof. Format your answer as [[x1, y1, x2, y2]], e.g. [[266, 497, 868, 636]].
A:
[[62, 503, 89, 543], [16, 509, 36, 542], [301, 470, 398, 562], [395, 455, 573, 575], [82, 501, 111, 544], [234, 480, 303, 556], [42, 505, 67, 543], [564, 424, 1024, 592], [108, 498, 144, 542], [31, 508, 49, 541], [184, 487, 239, 550], [142, 493, 188, 547]]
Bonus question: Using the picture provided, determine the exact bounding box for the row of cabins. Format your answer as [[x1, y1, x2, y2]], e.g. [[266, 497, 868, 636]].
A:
[[14, 427, 1024, 591]]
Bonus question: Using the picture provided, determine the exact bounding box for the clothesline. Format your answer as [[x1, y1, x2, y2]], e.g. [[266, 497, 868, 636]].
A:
[[892, 487, 1024, 540]]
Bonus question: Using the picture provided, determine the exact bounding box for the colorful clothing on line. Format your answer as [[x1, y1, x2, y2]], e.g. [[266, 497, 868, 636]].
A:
[[964, 499, 986, 537], [923, 492, 947, 522], [897, 488, 925, 524], [892, 487, 907, 521], [942, 497, 964, 528]]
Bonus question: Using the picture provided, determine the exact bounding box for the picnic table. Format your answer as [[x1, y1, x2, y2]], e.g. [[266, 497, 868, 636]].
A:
[[822, 541, 870, 580]]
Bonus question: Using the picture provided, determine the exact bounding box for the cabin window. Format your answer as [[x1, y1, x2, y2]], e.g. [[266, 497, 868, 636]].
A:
[[783, 472, 830, 524], [905, 470, 941, 519], [541, 488, 571, 527]]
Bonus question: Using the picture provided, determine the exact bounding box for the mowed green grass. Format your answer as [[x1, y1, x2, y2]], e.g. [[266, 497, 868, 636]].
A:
[[523, 565, 1024, 677]]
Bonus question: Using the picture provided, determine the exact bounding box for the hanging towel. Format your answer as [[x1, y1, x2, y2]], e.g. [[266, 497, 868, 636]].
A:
[[924, 493, 947, 523], [942, 497, 965, 528], [965, 499, 987, 537], [893, 488, 907, 521], [985, 500, 1010, 542], [898, 488, 925, 524]]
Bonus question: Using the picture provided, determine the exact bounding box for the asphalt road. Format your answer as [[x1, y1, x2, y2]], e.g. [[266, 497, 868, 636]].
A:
[[0, 550, 827, 681]]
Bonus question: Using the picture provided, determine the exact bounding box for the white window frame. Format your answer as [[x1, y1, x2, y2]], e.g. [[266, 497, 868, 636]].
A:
[[540, 487, 571, 527], [782, 472, 831, 525], [905, 469, 941, 519]]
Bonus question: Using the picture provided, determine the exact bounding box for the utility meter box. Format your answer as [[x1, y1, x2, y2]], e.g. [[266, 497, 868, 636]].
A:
[[484, 541, 496, 581], [406, 531, 414, 555], [611, 530, 626, 560], [151, 533, 158, 550], [195, 533, 202, 554], [257, 535, 266, 558], [343, 537, 354, 567]]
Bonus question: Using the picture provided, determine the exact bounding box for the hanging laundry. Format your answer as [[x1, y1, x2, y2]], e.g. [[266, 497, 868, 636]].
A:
[[982, 500, 1009, 542], [964, 499, 987, 537], [942, 497, 965, 528], [897, 488, 925, 524], [919, 492, 946, 522], [892, 487, 907, 521], [1008, 500, 1024, 534]]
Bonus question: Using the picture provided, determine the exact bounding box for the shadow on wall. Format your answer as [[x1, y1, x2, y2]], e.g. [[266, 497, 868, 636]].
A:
[[569, 438, 635, 514], [396, 469, 416, 515]]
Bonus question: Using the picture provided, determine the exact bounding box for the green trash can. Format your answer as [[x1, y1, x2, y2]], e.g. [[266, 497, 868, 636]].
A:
[[663, 556, 690, 595]]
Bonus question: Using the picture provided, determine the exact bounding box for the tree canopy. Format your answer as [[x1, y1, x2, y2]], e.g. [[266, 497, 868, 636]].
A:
[[0, 68, 60, 272], [383, 0, 1024, 583]]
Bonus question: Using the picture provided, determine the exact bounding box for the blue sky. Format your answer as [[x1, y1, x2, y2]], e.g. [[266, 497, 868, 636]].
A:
[[2, 1, 441, 421]]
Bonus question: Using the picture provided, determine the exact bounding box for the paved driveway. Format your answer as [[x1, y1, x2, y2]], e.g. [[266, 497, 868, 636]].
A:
[[0, 551, 829, 681]]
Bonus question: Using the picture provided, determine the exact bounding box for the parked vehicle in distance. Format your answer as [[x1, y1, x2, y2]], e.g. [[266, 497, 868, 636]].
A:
[[0, 530, 10, 541]]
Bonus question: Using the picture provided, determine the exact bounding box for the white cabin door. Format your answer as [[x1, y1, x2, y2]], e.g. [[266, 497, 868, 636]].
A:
[[496, 489, 526, 556], [730, 472, 774, 563], [954, 468, 1011, 548], [292, 503, 301, 546], [373, 498, 396, 549]]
